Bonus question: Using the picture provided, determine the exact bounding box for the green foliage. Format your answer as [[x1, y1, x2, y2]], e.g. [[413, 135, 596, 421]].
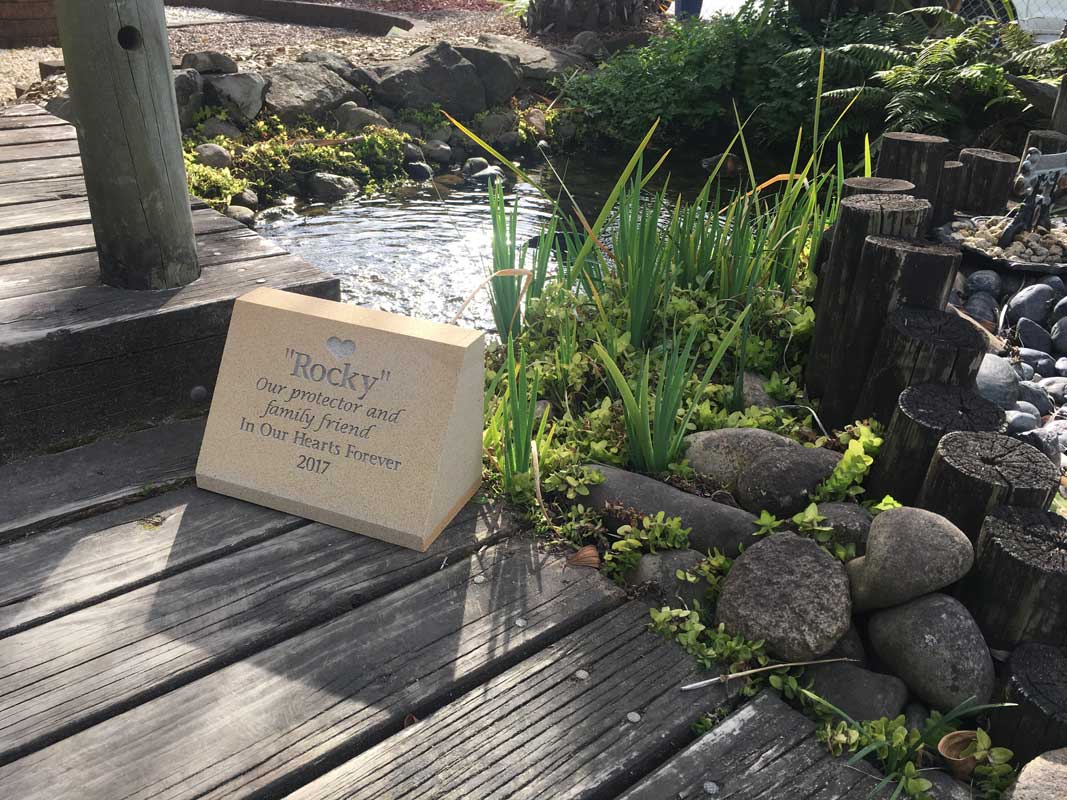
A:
[[962, 729, 1017, 798], [487, 180, 526, 341], [676, 548, 734, 605], [603, 511, 691, 579], [182, 155, 248, 211], [754, 510, 784, 535], [487, 339, 548, 499], [594, 316, 748, 474], [812, 422, 883, 502], [649, 606, 770, 681]]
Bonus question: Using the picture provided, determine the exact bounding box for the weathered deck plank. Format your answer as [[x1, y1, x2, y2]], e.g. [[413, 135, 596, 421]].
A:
[[0, 155, 82, 183], [290, 601, 737, 800], [0, 139, 81, 164], [0, 115, 70, 131], [0, 125, 77, 147], [0, 175, 85, 207], [0, 500, 513, 762], [0, 539, 624, 800], [0, 225, 286, 301], [0, 206, 240, 265], [617, 691, 889, 800], [0, 487, 302, 635], [0, 419, 206, 539]]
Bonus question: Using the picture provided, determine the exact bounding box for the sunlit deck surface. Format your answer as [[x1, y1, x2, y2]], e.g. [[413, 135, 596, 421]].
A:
[[0, 103, 898, 799]]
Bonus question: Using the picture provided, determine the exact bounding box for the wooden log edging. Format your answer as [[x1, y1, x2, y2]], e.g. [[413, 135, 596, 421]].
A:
[[933, 160, 963, 227], [866, 383, 1004, 506], [958, 148, 1020, 216], [819, 237, 962, 429], [841, 177, 915, 197], [993, 642, 1067, 765], [853, 306, 985, 425], [917, 431, 1058, 542], [960, 507, 1067, 649], [807, 194, 931, 401], [55, 0, 199, 289], [875, 131, 950, 202]]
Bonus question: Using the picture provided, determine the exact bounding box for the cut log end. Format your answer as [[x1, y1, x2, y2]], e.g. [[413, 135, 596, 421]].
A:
[[898, 383, 1006, 433], [842, 177, 915, 197], [936, 431, 1059, 494], [994, 642, 1067, 764], [983, 506, 1067, 575], [893, 306, 986, 350]]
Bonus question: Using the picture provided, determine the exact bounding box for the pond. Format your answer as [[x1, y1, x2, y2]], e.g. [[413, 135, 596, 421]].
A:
[[257, 152, 713, 332]]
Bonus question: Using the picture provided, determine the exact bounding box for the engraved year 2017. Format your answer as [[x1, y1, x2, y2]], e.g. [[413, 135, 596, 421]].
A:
[[296, 455, 331, 474]]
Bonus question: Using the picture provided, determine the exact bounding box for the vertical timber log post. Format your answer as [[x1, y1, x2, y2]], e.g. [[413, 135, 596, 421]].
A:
[[865, 383, 1005, 506], [875, 131, 950, 202], [959, 507, 1067, 649], [1052, 74, 1067, 134], [820, 237, 962, 428], [1023, 130, 1067, 159], [992, 643, 1067, 765], [933, 160, 963, 228], [54, 0, 199, 289], [916, 431, 1058, 542], [806, 194, 930, 401], [958, 148, 1020, 216], [853, 306, 985, 424]]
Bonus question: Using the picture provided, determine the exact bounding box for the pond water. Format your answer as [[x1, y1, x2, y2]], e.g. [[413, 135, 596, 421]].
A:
[[257, 152, 714, 332]]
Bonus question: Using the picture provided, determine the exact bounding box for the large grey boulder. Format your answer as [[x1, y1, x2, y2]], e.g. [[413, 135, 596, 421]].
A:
[[577, 464, 759, 557], [683, 428, 799, 494], [716, 533, 851, 660], [735, 446, 842, 516], [201, 117, 242, 140], [817, 502, 873, 556], [807, 663, 908, 721], [847, 507, 973, 612], [475, 33, 590, 84], [173, 69, 203, 130], [335, 102, 390, 133], [296, 49, 356, 80], [180, 51, 238, 74], [624, 549, 706, 610], [455, 45, 522, 106], [423, 139, 452, 164], [1019, 380, 1055, 416], [868, 594, 994, 710], [306, 172, 357, 202], [1008, 284, 1058, 326], [1006, 747, 1067, 800], [977, 353, 1021, 409], [1019, 318, 1053, 354], [376, 43, 486, 119], [966, 269, 1002, 297], [263, 62, 358, 123], [203, 72, 267, 125]]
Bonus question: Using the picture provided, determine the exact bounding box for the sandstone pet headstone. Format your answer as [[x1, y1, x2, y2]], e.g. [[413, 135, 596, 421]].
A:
[[196, 287, 485, 551]]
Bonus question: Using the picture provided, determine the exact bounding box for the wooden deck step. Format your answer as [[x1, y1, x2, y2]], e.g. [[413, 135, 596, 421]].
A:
[[0, 175, 85, 207], [0, 496, 515, 762], [0, 539, 623, 799], [0, 155, 82, 183], [0, 115, 70, 131], [0, 419, 206, 539], [617, 691, 890, 800], [289, 601, 739, 800], [0, 139, 80, 164]]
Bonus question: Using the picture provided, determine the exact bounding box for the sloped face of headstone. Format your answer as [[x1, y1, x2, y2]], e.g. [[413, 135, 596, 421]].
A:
[[196, 287, 485, 551]]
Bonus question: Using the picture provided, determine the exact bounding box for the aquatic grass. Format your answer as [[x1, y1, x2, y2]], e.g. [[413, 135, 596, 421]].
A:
[[500, 337, 548, 494], [487, 180, 526, 340], [593, 309, 749, 474]]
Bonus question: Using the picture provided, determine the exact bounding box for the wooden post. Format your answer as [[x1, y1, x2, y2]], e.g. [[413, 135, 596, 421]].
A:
[[806, 194, 930, 401], [865, 383, 1005, 506], [993, 642, 1067, 765], [875, 131, 950, 202], [932, 160, 963, 228], [958, 148, 1020, 216], [1051, 74, 1067, 134], [1023, 129, 1067, 158], [841, 177, 915, 197], [960, 507, 1067, 649], [54, 0, 199, 290], [819, 237, 961, 429], [853, 306, 985, 425], [916, 431, 1058, 542]]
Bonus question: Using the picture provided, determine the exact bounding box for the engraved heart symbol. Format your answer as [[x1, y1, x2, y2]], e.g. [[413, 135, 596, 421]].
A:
[[326, 336, 356, 360]]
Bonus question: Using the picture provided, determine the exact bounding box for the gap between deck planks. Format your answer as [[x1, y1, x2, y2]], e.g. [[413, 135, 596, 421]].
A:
[[0, 538, 624, 799], [289, 601, 739, 800], [0, 493, 516, 763]]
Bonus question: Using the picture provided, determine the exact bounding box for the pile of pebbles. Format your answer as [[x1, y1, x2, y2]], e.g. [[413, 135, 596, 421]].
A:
[[949, 217, 1067, 266], [960, 268, 1067, 463]]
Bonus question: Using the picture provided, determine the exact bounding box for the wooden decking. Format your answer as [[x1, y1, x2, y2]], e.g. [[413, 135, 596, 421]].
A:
[[0, 104, 339, 460]]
